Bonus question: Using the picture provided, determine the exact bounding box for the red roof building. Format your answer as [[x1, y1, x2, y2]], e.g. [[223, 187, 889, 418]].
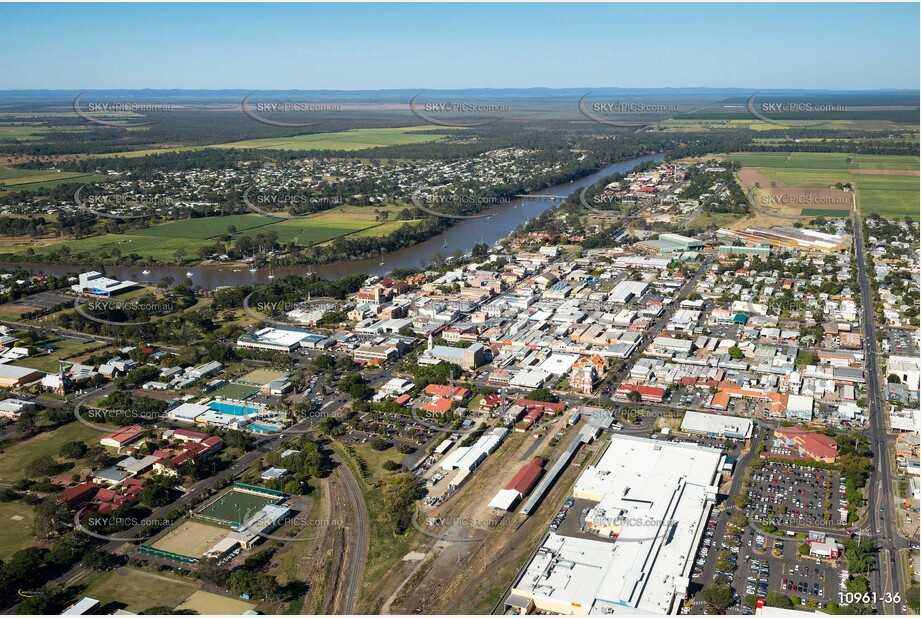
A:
[[100, 425, 144, 448], [60, 482, 102, 509], [773, 427, 839, 463], [422, 398, 453, 415], [172, 428, 210, 442], [506, 458, 545, 496], [514, 399, 567, 415], [615, 383, 665, 403], [424, 384, 469, 400]]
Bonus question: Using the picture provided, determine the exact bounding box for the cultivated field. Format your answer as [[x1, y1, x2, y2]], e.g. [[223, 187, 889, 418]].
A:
[[150, 519, 229, 559], [88, 127, 451, 158], [727, 152, 919, 219], [0, 165, 106, 192]]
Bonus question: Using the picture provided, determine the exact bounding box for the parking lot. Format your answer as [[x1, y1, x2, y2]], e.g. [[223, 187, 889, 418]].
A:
[[886, 328, 919, 357], [746, 459, 846, 530]]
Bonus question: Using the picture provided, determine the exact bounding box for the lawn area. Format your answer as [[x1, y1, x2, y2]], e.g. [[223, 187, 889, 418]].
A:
[[0, 422, 102, 483], [132, 214, 282, 240], [80, 567, 200, 614], [17, 204, 419, 262], [88, 127, 451, 158], [13, 339, 101, 373], [0, 500, 38, 560]]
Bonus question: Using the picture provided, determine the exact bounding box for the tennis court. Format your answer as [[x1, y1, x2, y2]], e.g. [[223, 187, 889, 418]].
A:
[[195, 488, 279, 527]]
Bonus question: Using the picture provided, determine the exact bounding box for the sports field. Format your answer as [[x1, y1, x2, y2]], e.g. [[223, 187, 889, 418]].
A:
[[196, 488, 279, 526], [210, 382, 260, 400], [726, 152, 919, 219], [238, 368, 288, 385], [150, 520, 229, 559], [0, 501, 37, 560], [89, 127, 451, 158]]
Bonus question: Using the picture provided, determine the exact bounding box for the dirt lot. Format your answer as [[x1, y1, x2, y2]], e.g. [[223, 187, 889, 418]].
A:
[[388, 417, 603, 615], [738, 167, 781, 189], [150, 520, 228, 559]]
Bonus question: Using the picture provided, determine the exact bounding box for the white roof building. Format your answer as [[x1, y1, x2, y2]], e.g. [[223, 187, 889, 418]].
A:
[[681, 410, 754, 439], [510, 435, 723, 615]]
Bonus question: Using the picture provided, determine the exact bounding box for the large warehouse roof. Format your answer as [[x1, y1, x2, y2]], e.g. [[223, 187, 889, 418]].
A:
[[511, 435, 723, 615]]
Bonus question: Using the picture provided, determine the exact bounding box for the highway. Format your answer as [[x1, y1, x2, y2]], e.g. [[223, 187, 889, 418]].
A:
[[852, 212, 906, 615]]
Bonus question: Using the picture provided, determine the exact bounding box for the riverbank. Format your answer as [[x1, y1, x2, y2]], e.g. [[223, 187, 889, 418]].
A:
[[0, 154, 663, 289]]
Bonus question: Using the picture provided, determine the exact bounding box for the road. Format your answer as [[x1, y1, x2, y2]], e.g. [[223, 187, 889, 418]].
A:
[[14, 390, 356, 613], [852, 212, 906, 615]]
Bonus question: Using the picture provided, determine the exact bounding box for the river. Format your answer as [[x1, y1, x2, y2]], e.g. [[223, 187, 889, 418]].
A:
[[6, 153, 662, 289]]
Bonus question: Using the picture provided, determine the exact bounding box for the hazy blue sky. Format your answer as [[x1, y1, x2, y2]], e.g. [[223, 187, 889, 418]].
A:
[[2, 3, 918, 90]]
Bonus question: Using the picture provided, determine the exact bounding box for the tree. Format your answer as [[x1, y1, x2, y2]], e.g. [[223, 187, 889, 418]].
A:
[[26, 455, 61, 477], [728, 346, 744, 360], [627, 390, 642, 403], [525, 388, 556, 402], [82, 550, 121, 571], [765, 592, 793, 609], [59, 441, 88, 459], [887, 374, 901, 384], [702, 583, 733, 609]]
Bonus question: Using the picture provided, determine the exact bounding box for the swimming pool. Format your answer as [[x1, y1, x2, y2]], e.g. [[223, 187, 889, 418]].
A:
[[209, 401, 262, 416], [250, 422, 283, 433]]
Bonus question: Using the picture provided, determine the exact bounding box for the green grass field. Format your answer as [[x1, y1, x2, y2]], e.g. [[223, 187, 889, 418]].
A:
[[131, 214, 281, 239], [79, 567, 200, 614], [727, 152, 919, 219], [0, 422, 101, 483], [15, 204, 423, 262], [89, 127, 451, 158], [13, 339, 100, 373], [0, 166, 106, 192], [0, 501, 37, 560], [210, 382, 260, 400], [195, 489, 279, 526]]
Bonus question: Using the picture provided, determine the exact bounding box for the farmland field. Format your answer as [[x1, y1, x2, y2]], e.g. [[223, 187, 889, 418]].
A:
[[88, 127, 451, 158], [0, 165, 106, 192], [726, 152, 919, 219]]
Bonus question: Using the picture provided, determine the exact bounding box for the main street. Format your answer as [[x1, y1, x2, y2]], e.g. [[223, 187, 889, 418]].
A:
[[853, 212, 906, 615]]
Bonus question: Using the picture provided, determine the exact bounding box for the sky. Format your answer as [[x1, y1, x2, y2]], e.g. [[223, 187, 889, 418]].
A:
[[1, 3, 918, 91]]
